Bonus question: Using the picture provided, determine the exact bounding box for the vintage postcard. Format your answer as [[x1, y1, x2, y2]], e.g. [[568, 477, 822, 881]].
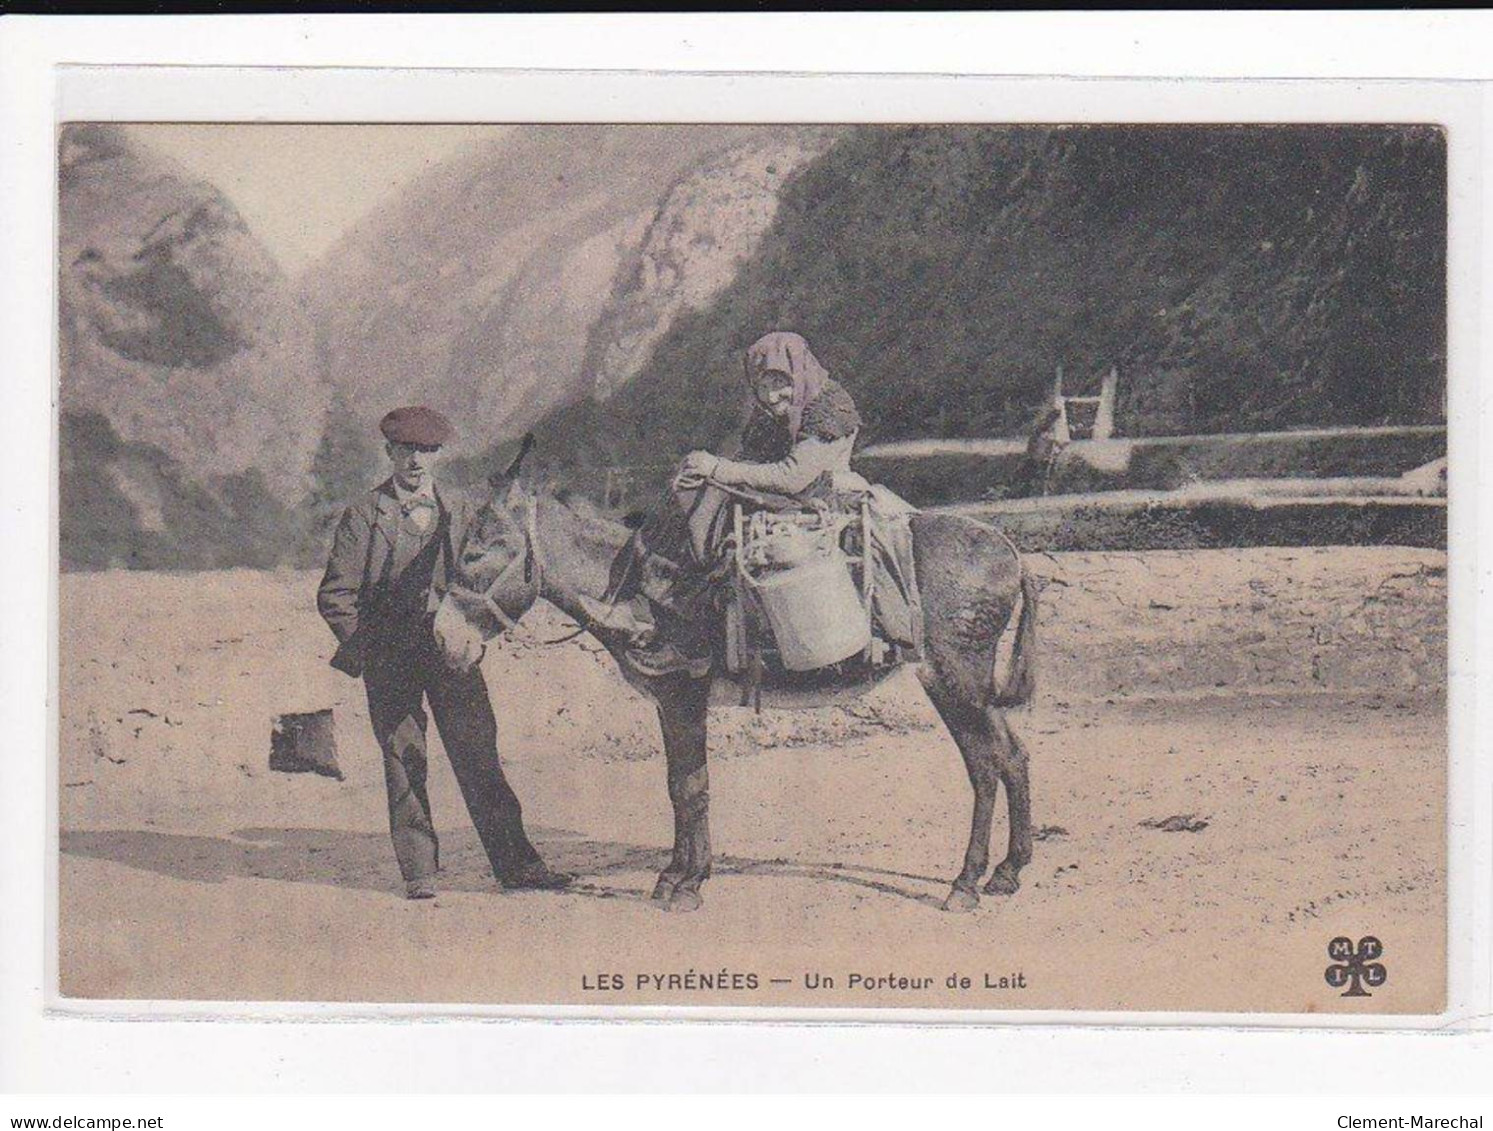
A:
[[54, 111, 1454, 1019]]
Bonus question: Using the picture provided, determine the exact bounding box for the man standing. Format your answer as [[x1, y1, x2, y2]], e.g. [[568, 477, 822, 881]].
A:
[[317, 406, 571, 900]]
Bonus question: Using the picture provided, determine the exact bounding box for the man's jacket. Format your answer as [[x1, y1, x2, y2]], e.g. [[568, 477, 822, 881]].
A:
[[316, 479, 479, 676]]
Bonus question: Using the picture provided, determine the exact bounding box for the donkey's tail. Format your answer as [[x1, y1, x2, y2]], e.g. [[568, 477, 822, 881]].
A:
[[989, 568, 1038, 708]]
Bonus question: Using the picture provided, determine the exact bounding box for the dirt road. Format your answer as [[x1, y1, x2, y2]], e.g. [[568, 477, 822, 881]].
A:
[[57, 548, 1446, 1014]]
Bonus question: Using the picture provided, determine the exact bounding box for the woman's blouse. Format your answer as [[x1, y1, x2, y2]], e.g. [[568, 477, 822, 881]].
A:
[[712, 377, 864, 495]]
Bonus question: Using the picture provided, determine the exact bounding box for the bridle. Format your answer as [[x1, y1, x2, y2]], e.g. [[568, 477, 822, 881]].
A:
[[456, 491, 586, 648]]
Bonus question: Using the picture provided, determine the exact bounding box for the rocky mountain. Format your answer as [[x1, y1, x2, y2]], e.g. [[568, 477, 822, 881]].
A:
[[531, 124, 1447, 491], [59, 124, 325, 568], [59, 122, 1447, 568], [581, 129, 841, 400], [58, 122, 842, 568], [59, 125, 325, 494], [302, 125, 838, 457]]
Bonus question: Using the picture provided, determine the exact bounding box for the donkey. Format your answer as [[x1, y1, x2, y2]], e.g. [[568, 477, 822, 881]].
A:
[[432, 449, 1039, 914]]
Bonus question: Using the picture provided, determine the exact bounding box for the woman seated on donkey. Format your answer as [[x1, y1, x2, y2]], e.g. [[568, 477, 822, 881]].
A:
[[583, 330, 867, 677]]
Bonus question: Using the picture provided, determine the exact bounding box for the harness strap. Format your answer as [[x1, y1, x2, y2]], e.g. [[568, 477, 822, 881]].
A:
[[448, 493, 584, 648], [473, 499, 539, 627]]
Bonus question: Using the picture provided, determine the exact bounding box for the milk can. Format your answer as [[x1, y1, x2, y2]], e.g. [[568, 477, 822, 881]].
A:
[[746, 552, 871, 671]]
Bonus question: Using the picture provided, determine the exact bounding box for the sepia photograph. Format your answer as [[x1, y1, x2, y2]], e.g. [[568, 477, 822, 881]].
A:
[[55, 117, 1448, 1015]]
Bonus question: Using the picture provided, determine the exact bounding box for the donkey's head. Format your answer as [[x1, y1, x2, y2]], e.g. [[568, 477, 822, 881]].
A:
[[433, 434, 541, 671]]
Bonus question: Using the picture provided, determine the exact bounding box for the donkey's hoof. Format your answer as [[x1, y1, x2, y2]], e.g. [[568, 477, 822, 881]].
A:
[[941, 886, 980, 913], [983, 865, 1022, 896], [650, 877, 679, 903], [664, 888, 703, 914]]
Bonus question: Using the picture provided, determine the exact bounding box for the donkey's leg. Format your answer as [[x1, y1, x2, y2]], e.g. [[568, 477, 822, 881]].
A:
[[650, 675, 712, 913], [983, 710, 1033, 896], [918, 672, 1000, 913]]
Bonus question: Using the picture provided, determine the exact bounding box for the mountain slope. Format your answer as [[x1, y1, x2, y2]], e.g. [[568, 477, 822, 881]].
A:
[[59, 123, 1447, 567], [530, 124, 1446, 490], [59, 124, 324, 496], [582, 129, 841, 400], [302, 125, 837, 455], [59, 124, 326, 568]]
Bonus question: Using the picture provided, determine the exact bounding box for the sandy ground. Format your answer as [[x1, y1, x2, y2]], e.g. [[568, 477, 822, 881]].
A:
[[57, 547, 1446, 1013]]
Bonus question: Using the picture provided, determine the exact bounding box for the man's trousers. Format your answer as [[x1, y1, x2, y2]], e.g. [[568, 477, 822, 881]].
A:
[[362, 635, 542, 885]]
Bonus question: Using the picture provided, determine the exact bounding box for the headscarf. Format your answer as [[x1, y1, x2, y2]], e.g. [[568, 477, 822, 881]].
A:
[[743, 331, 829, 442]]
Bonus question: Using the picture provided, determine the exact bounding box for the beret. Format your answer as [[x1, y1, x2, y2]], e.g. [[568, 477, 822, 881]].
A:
[[379, 406, 454, 448]]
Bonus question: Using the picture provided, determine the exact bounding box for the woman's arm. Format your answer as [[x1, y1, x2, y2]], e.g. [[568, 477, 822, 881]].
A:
[[708, 434, 855, 495]]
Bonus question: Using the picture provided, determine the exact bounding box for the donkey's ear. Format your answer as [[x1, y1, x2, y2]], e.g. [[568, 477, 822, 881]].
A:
[[504, 433, 536, 479], [487, 433, 534, 491]]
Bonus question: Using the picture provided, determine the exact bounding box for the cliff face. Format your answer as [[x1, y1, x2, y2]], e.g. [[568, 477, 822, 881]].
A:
[[59, 125, 324, 495], [58, 124, 325, 568], [531, 124, 1447, 487], [301, 125, 837, 455], [57, 123, 841, 567], [59, 122, 1447, 568], [582, 128, 841, 401]]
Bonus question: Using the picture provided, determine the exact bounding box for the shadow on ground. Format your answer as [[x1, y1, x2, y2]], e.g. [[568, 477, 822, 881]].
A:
[[60, 825, 950, 909]]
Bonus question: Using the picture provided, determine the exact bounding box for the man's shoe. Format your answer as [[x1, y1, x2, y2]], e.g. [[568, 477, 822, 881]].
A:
[[404, 877, 437, 900], [502, 862, 575, 892], [623, 640, 712, 679]]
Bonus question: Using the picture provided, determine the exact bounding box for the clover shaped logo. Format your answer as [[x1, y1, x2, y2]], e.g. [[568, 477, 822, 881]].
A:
[[1325, 936, 1386, 998]]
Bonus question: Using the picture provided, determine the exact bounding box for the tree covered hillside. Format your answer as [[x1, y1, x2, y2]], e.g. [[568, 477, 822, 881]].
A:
[[534, 124, 1445, 483]]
